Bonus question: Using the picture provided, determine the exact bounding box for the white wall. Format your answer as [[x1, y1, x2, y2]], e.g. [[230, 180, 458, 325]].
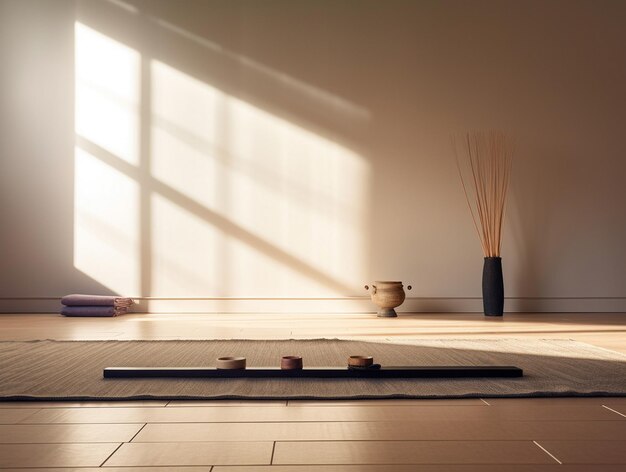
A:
[[1, 0, 625, 313]]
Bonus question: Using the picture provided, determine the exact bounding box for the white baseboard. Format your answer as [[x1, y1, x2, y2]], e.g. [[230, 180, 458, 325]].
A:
[[1, 297, 625, 313]]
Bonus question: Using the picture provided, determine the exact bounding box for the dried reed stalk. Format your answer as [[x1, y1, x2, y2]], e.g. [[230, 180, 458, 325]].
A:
[[454, 131, 514, 257]]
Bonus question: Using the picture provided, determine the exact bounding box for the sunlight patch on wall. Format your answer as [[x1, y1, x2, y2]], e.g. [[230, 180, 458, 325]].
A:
[[150, 61, 369, 296], [74, 148, 140, 294], [75, 22, 140, 165], [150, 193, 224, 296], [150, 60, 223, 211]]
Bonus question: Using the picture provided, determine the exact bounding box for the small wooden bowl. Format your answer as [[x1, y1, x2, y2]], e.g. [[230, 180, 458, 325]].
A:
[[349, 355, 374, 367], [281, 356, 303, 370], [216, 357, 246, 369]]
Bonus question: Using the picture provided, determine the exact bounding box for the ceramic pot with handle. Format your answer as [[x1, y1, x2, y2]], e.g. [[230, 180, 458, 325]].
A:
[[364, 281, 411, 317]]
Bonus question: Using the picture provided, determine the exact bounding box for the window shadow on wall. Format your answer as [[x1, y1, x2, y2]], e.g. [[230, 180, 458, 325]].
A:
[[73, 0, 373, 299]]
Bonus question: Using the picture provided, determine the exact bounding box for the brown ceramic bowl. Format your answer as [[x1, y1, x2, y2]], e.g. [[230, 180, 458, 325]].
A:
[[281, 355, 303, 370], [348, 355, 374, 367], [216, 356, 246, 369]]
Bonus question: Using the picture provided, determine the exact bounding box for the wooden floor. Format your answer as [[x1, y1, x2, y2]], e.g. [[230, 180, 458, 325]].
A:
[[0, 312, 624, 470]]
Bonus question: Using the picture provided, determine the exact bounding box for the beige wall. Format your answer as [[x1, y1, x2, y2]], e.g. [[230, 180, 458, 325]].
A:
[[1, 0, 625, 312]]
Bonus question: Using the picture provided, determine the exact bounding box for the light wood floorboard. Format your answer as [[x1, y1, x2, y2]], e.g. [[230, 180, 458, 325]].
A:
[[210, 467, 626, 472], [0, 408, 41, 424], [103, 441, 274, 466], [19, 404, 622, 424], [485, 397, 626, 406], [168, 400, 287, 407], [2, 468, 626, 472], [0, 423, 143, 443], [1, 312, 624, 352], [271, 440, 554, 465], [539, 440, 626, 464], [0, 400, 167, 408], [133, 420, 626, 442], [0, 469, 212, 472], [0, 443, 120, 468], [287, 399, 484, 406]]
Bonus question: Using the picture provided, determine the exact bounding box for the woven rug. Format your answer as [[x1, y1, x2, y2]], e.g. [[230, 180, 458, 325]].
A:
[[1, 339, 625, 400]]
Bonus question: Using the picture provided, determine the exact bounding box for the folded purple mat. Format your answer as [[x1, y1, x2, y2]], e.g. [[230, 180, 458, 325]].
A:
[[61, 306, 126, 317], [61, 294, 133, 307]]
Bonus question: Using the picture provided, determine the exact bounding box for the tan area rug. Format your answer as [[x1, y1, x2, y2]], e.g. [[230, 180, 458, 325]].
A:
[[1, 339, 625, 400]]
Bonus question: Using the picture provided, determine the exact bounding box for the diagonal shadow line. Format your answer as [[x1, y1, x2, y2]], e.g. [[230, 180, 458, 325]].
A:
[[76, 0, 369, 154], [150, 112, 364, 220], [75, 135, 354, 295]]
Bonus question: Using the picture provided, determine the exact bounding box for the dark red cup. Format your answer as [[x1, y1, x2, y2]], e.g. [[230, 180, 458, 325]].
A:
[[281, 355, 303, 370]]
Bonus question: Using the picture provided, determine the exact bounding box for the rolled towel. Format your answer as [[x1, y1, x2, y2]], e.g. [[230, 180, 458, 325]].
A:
[[61, 306, 128, 317], [61, 294, 134, 308]]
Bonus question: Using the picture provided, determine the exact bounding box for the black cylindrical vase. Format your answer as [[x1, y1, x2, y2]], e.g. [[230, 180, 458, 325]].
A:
[[482, 257, 504, 316]]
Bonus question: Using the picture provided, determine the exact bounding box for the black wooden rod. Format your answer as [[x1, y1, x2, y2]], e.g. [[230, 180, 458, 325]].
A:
[[103, 366, 523, 379]]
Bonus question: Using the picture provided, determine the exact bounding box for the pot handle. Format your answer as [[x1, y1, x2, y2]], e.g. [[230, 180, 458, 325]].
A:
[[364, 284, 377, 294]]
